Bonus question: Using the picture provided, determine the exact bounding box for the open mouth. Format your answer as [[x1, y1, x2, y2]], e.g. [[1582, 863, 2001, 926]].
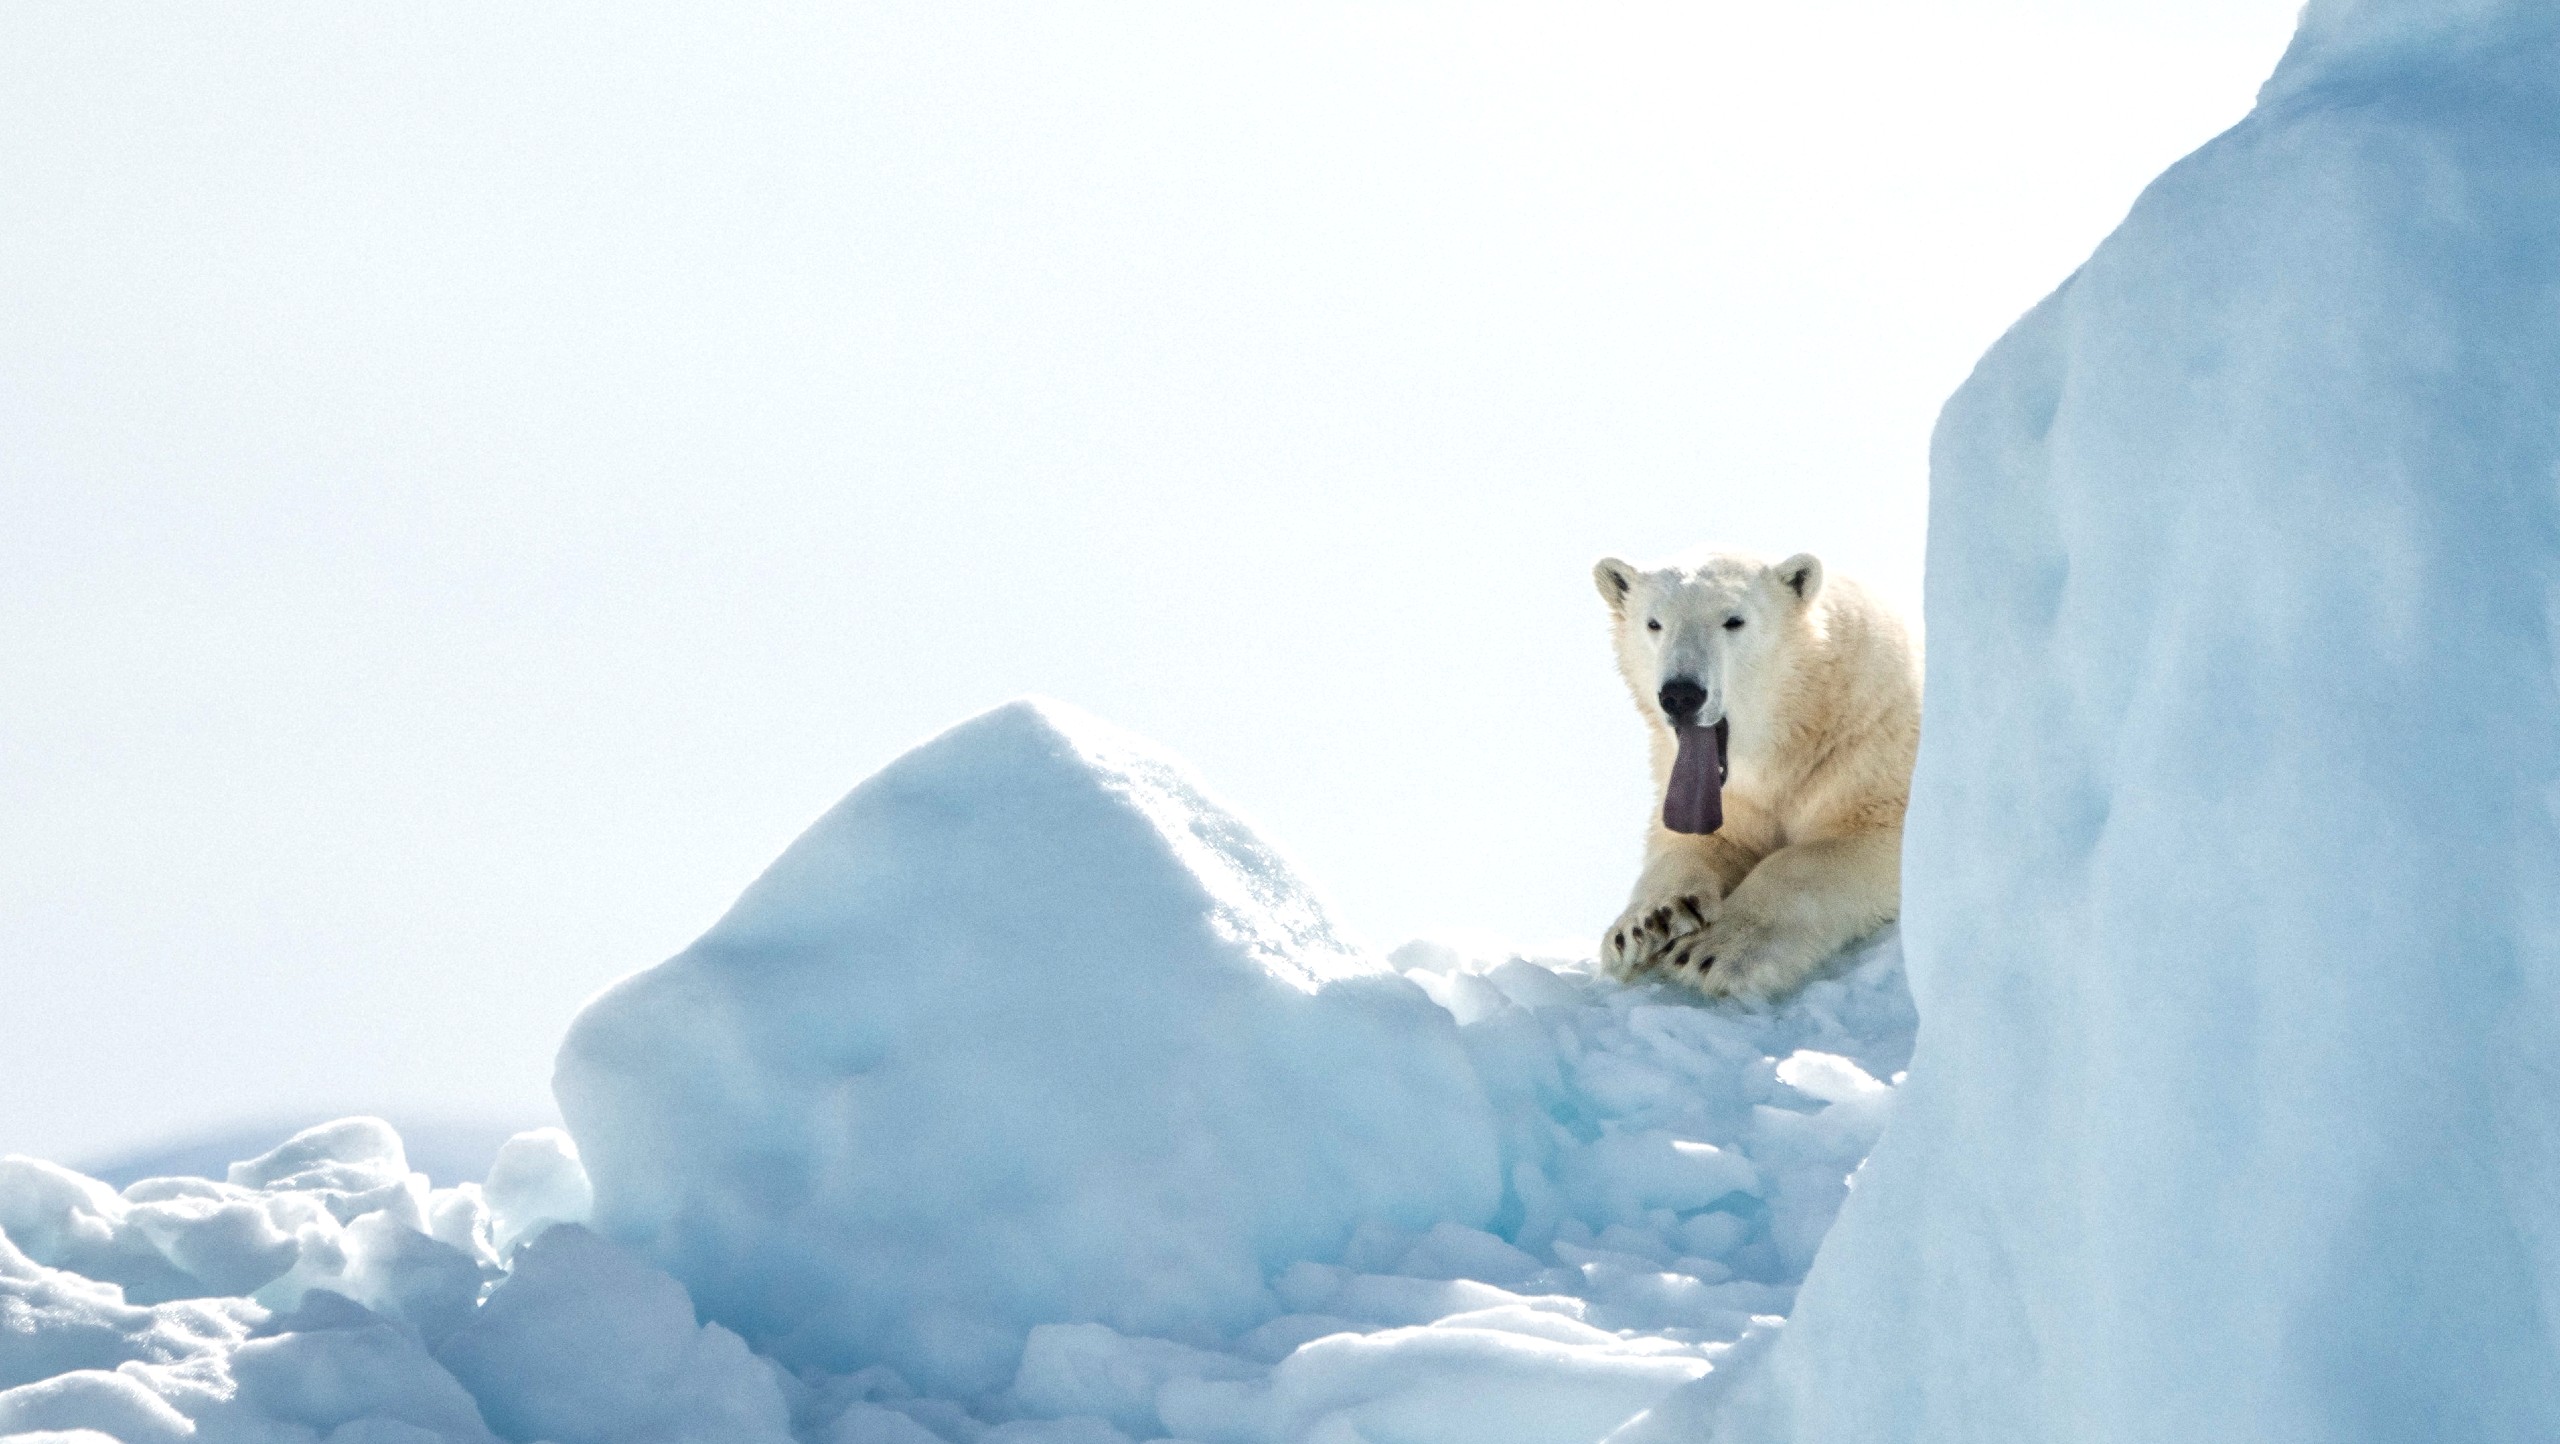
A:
[[1663, 716, 1729, 835]]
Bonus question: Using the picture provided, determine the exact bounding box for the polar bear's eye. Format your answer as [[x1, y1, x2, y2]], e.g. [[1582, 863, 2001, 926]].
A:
[[1724, 616, 1745, 631], [1645, 619, 1661, 632]]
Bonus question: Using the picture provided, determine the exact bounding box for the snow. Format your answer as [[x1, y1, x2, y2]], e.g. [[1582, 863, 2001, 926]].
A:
[[0, 701, 1913, 1442], [80, 1122, 527, 1196], [1664, 2, 2560, 1440], [436, 1226, 794, 1444], [477, 1130, 592, 1259], [553, 700, 1505, 1397]]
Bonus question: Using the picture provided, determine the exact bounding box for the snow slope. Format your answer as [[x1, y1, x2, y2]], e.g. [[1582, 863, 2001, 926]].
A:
[[0, 702, 1914, 1442], [1658, 2, 2560, 1441]]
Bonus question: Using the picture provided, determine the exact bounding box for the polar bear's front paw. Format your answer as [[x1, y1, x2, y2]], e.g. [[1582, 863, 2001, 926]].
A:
[[1602, 890, 1715, 979], [1660, 908, 1813, 1001]]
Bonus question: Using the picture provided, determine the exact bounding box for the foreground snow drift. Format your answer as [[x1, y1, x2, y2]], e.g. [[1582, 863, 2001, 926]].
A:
[[1677, 3, 2560, 1441], [0, 946, 1907, 1444], [555, 701, 1503, 1396], [0, 702, 1914, 1443]]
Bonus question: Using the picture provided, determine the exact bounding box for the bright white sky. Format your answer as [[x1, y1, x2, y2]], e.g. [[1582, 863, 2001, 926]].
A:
[[0, 1, 2302, 1162]]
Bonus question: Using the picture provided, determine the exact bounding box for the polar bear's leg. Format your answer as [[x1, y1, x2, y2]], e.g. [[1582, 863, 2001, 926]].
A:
[[1603, 832, 1760, 978], [1668, 827, 1902, 1000]]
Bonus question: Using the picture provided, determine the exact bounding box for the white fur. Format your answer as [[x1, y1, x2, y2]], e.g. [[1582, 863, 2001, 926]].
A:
[[1593, 549, 1921, 1001]]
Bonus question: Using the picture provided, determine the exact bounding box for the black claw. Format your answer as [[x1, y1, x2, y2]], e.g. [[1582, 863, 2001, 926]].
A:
[[1679, 896, 1705, 925], [1699, 954, 1717, 972]]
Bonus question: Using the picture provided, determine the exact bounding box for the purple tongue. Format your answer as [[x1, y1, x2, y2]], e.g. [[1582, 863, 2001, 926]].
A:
[[1663, 719, 1727, 835]]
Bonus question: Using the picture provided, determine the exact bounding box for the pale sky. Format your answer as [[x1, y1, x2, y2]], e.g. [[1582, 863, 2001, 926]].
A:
[[0, 1, 2303, 1163]]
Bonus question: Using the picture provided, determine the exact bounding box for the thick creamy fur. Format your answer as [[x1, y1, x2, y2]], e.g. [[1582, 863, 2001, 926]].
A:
[[1594, 549, 1921, 1001]]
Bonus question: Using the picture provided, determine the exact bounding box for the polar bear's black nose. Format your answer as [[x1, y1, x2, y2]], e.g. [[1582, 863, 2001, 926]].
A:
[[1657, 679, 1707, 723]]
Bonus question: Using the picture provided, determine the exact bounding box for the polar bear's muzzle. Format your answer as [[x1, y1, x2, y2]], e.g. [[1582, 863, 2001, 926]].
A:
[[1664, 716, 1729, 835]]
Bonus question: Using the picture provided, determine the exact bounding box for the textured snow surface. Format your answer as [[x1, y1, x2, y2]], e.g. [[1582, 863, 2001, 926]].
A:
[[0, 700, 1914, 1442], [554, 700, 1503, 1398], [1669, 3, 2560, 1442]]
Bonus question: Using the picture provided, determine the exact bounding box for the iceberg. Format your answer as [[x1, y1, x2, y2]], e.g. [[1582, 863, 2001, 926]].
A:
[[1678, 2, 2560, 1440]]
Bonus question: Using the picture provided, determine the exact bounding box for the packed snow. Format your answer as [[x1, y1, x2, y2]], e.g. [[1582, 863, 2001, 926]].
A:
[[0, 701, 1914, 1442], [1657, 2, 2560, 1442]]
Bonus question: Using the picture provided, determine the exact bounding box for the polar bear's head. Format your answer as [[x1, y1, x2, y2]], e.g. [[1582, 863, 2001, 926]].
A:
[[1593, 550, 1824, 735]]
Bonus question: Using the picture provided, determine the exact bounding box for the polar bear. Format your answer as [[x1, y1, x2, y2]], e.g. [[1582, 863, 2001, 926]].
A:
[[1595, 549, 1920, 1000]]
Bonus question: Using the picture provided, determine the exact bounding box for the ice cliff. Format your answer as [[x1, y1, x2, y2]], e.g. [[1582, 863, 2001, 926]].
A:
[[1658, 1, 2560, 1440]]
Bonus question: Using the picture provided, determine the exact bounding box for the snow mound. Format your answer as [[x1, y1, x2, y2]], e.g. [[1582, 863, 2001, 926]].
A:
[[553, 699, 1504, 1395], [1684, 3, 2560, 1441]]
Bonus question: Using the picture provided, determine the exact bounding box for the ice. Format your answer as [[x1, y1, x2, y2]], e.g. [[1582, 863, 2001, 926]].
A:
[[225, 1296, 497, 1443], [0, 1228, 255, 1390], [434, 1224, 795, 1444], [0, 705, 1916, 1441], [823, 1405, 948, 1444], [552, 700, 1507, 1396], [1, 1119, 550, 1441], [1389, 1223, 1544, 1286], [84, 1120, 528, 1194], [0, 1371, 199, 1442], [227, 1119, 412, 1199], [0, 1227, 495, 1442], [1675, 2, 2560, 1440], [1006, 1322, 1260, 1438], [1159, 1323, 1710, 1444], [478, 1127, 593, 1256], [0, 1160, 202, 1303]]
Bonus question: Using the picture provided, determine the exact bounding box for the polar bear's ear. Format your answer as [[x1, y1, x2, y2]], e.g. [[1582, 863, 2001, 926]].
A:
[[1594, 558, 1640, 614], [1776, 553, 1824, 605]]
